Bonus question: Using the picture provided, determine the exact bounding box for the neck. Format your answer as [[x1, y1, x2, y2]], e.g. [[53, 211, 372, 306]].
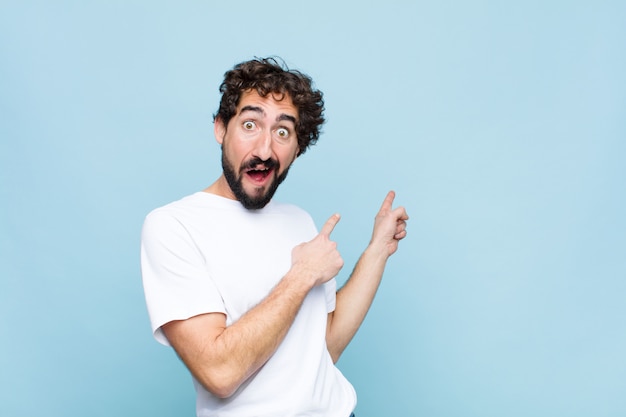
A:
[[203, 175, 236, 200]]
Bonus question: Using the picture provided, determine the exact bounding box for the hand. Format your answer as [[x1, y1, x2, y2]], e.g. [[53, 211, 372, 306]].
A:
[[370, 191, 409, 257], [291, 214, 344, 287]]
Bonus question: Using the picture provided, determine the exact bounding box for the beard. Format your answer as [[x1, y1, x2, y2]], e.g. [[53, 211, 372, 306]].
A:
[[221, 151, 291, 210]]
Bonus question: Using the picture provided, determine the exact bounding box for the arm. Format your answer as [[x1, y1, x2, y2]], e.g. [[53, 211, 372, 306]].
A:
[[326, 191, 409, 362], [162, 214, 344, 398]]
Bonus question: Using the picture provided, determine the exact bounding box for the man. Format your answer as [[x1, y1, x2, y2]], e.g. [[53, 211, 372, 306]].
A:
[[141, 57, 408, 417]]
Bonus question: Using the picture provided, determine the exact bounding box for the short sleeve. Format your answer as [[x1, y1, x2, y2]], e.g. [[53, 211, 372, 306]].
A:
[[306, 212, 336, 314], [140, 210, 226, 345], [323, 279, 337, 313]]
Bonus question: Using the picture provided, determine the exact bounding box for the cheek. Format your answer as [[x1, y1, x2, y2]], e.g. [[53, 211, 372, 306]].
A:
[[280, 147, 298, 168], [288, 142, 300, 161], [225, 141, 251, 163]]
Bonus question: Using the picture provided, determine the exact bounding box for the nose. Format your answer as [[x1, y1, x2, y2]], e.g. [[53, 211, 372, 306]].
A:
[[252, 129, 273, 161]]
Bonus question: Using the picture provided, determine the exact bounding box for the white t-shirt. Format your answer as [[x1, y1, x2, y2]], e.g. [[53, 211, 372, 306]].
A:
[[141, 192, 356, 417]]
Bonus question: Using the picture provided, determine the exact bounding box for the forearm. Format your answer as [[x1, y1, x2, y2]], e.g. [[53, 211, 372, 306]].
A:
[[165, 269, 313, 398], [217, 273, 312, 389], [326, 243, 389, 362], [164, 212, 345, 396], [326, 191, 409, 362]]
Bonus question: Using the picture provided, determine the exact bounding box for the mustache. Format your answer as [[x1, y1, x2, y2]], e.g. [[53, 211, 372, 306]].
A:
[[240, 156, 279, 172]]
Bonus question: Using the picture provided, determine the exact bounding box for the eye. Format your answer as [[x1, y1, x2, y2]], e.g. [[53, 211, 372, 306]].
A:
[[243, 121, 256, 130], [276, 128, 289, 139]]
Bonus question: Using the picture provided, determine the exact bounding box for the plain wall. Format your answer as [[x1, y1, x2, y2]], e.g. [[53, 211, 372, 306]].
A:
[[1, 1, 625, 416]]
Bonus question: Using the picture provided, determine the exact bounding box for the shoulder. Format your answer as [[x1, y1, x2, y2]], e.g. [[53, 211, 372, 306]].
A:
[[144, 192, 234, 222], [265, 201, 318, 236], [142, 193, 208, 235], [267, 201, 314, 220]]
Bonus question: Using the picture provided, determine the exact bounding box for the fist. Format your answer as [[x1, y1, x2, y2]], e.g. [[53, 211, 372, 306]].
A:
[[371, 191, 409, 256], [291, 214, 344, 287]]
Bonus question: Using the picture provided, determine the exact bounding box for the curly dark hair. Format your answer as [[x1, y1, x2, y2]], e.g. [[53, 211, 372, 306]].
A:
[[214, 57, 325, 156]]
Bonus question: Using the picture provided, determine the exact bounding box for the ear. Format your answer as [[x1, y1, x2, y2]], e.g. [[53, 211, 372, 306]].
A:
[[214, 117, 226, 145]]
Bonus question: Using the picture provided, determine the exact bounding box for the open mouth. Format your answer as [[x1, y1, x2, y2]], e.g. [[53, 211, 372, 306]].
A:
[[245, 165, 274, 183], [241, 157, 278, 184]]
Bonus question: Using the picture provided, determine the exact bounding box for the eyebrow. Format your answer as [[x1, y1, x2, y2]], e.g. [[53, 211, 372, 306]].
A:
[[240, 105, 297, 124], [278, 114, 297, 124]]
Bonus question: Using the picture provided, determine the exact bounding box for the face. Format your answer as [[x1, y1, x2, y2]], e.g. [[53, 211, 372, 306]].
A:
[[215, 90, 300, 209]]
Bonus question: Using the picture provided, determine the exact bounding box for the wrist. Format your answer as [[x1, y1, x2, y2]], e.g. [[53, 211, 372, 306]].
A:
[[364, 241, 391, 262], [283, 264, 318, 293]]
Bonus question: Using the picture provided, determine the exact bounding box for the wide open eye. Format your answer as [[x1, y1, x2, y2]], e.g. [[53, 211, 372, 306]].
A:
[[243, 121, 256, 130], [275, 127, 290, 142]]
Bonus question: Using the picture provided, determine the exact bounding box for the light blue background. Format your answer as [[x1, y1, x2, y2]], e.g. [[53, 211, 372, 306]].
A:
[[1, 1, 625, 416]]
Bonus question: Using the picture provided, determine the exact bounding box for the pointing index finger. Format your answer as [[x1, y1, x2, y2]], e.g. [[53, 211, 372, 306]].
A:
[[380, 190, 396, 212], [320, 213, 341, 237]]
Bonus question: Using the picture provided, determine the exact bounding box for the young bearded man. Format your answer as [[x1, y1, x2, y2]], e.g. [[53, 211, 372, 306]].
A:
[[141, 57, 409, 417]]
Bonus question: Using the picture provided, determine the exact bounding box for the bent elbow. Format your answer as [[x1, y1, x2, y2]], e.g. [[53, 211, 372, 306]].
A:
[[209, 383, 238, 399], [196, 369, 244, 399], [326, 333, 346, 364], [327, 345, 342, 364]]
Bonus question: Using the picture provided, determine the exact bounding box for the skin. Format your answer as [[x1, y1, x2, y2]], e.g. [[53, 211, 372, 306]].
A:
[[207, 90, 300, 206], [162, 90, 409, 398]]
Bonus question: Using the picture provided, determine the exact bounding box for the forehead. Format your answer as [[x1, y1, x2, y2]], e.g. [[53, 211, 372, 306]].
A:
[[237, 90, 297, 120]]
